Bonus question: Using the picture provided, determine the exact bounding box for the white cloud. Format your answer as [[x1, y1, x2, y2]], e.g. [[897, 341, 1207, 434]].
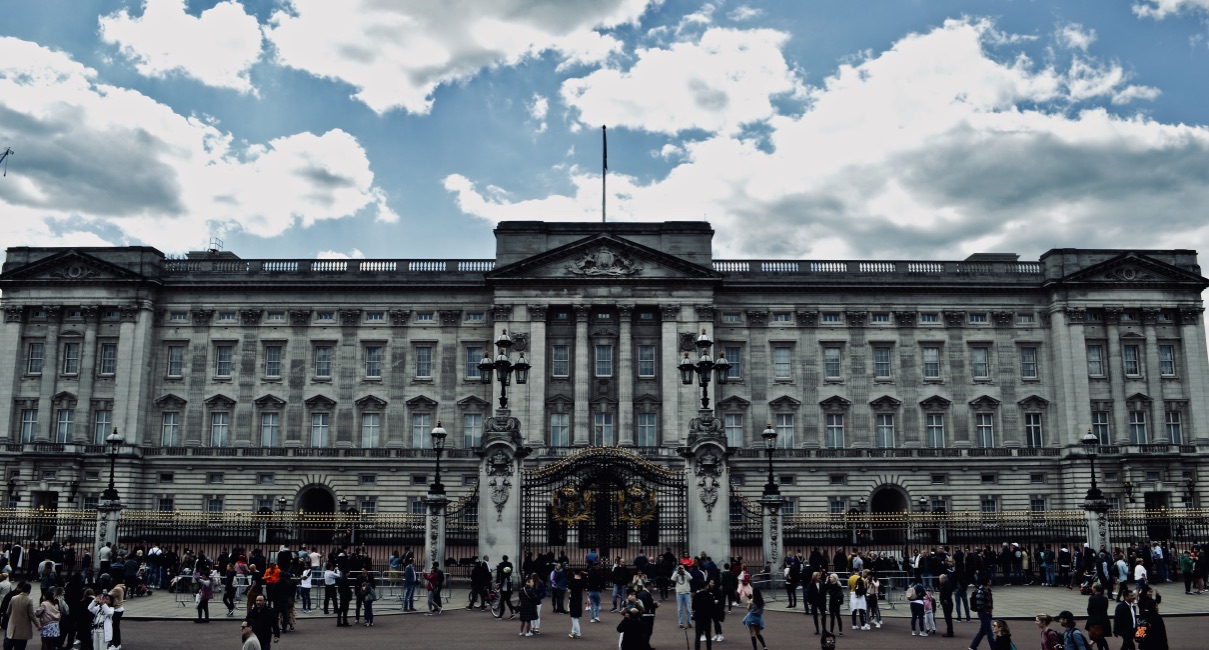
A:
[[446, 18, 1209, 262], [560, 27, 805, 136], [0, 37, 393, 254], [727, 5, 763, 21], [528, 94, 549, 133], [1057, 23, 1097, 51], [1133, 0, 1209, 19], [264, 0, 658, 115], [317, 248, 365, 259], [98, 0, 263, 93]]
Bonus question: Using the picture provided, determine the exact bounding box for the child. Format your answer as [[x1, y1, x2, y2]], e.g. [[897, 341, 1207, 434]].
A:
[[922, 588, 936, 635]]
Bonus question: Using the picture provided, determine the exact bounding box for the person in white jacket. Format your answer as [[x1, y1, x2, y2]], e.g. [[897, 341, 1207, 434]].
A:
[[88, 591, 115, 650]]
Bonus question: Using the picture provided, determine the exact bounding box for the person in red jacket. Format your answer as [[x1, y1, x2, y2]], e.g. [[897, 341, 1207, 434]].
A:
[[424, 562, 444, 615]]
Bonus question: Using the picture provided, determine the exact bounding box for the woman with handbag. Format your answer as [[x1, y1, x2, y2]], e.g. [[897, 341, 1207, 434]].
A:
[[361, 576, 377, 627], [1085, 583, 1112, 650]]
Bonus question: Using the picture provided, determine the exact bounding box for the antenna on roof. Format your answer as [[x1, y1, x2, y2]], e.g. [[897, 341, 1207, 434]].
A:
[[0, 147, 13, 177], [208, 237, 224, 254]]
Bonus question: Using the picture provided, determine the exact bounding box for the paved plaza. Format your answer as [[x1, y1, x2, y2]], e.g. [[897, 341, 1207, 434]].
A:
[[117, 583, 1209, 649]]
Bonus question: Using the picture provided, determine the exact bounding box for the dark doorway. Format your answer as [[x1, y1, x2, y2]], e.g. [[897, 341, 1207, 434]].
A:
[[298, 487, 336, 546], [869, 487, 909, 545]]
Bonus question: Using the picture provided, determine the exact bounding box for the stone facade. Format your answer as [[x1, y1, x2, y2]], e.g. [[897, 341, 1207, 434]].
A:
[[0, 222, 1204, 524]]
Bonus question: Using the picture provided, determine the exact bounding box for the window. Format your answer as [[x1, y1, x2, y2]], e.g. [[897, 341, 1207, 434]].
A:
[[157, 497, 175, 511], [772, 312, 793, 323], [168, 311, 189, 322], [360, 500, 377, 515], [161, 412, 180, 446], [415, 346, 433, 378], [1145, 470, 1161, 482], [1024, 413, 1043, 447], [873, 346, 892, 379], [830, 500, 846, 515], [51, 409, 71, 443], [311, 412, 330, 447], [20, 409, 38, 443], [25, 342, 44, 374], [1030, 498, 1046, 513], [411, 474, 428, 486], [870, 313, 890, 323], [361, 413, 381, 447], [93, 410, 111, 444], [360, 474, 376, 485], [919, 313, 939, 323], [772, 346, 792, 379], [217, 311, 237, 322], [551, 345, 570, 378], [922, 346, 941, 379], [931, 474, 947, 485], [1165, 411, 1183, 444], [1017, 313, 1035, 324], [1087, 345, 1105, 376], [266, 311, 285, 322], [159, 472, 174, 483], [314, 345, 333, 377], [1091, 411, 1110, 444], [875, 413, 894, 447], [722, 313, 743, 323], [1020, 346, 1038, 379], [968, 313, 988, 324], [724, 414, 744, 447], [206, 497, 224, 513], [926, 413, 944, 448], [825, 414, 844, 448], [213, 344, 233, 377], [1030, 473, 1045, 484], [210, 412, 230, 446], [1123, 345, 1141, 376], [823, 346, 841, 379], [724, 346, 742, 379], [414, 311, 434, 323], [821, 313, 842, 323], [315, 310, 335, 321], [411, 499, 426, 515], [829, 474, 845, 486], [775, 413, 794, 448], [781, 500, 796, 515], [637, 413, 657, 447], [97, 342, 117, 375], [364, 345, 383, 378], [1084, 311, 1101, 322], [463, 413, 482, 448], [264, 345, 283, 377], [1128, 410, 1147, 444], [1159, 344, 1177, 376], [592, 412, 614, 446], [550, 413, 570, 447], [411, 413, 431, 448], [166, 345, 185, 377], [637, 345, 656, 378], [260, 412, 280, 447], [465, 312, 485, 322], [980, 498, 998, 514], [466, 345, 484, 380], [971, 346, 990, 379], [365, 311, 385, 323], [976, 413, 994, 448], [595, 344, 613, 377], [61, 342, 80, 375]]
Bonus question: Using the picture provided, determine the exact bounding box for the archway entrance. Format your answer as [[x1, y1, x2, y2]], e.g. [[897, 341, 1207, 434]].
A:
[[298, 486, 336, 545], [521, 447, 686, 564], [869, 486, 909, 545]]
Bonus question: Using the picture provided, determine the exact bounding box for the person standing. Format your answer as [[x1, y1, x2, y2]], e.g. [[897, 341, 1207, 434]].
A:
[[692, 579, 716, 650], [908, 580, 926, 636], [336, 567, 353, 626], [424, 562, 443, 616], [584, 563, 602, 623], [86, 592, 113, 650], [673, 564, 693, 629], [938, 572, 955, 637], [804, 571, 824, 634], [567, 568, 584, 639], [1133, 559, 1148, 594], [33, 593, 59, 650], [741, 586, 767, 650], [549, 562, 567, 614], [402, 559, 417, 612], [297, 564, 311, 614], [1113, 590, 1138, 650], [247, 595, 280, 650], [106, 578, 124, 650], [847, 570, 868, 631], [361, 575, 377, 627], [497, 566, 517, 620], [239, 620, 262, 650], [517, 577, 537, 637], [825, 573, 843, 636], [969, 576, 994, 650], [1086, 583, 1112, 650], [194, 570, 213, 623], [783, 558, 798, 609]]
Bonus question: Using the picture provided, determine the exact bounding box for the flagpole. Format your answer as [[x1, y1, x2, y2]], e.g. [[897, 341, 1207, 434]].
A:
[[602, 125, 607, 224]]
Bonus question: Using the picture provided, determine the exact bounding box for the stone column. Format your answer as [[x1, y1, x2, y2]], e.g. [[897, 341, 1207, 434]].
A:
[[424, 493, 450, 574], [93, 502, 122, 574], [618, 305, 635, 446], [1178, 306, 1209, 444], [477, 410, 529, 567], [526, 305, 549, 448], [0, 307, 25, 441], [73, 306, 99, 444], [1104, 308, 1131, 445], [683, 411, 730, 565], [1085, 499, 1110, 553], [35, 306, 63, 442], [761, 493, 786, 585], [572, 305, 591, 446], [660, 305, 683, 445]]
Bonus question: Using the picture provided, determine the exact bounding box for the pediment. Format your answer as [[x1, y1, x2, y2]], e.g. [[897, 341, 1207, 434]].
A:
[[1125, 393, 1153, 410], [305, 394, 336, 409], [1017, 395, 1049, 410], [486, 233, 721, 283], [632, 393, 661, 410], [819, 395, 852, 412], [769, 395, 802, 410], [51, 391, 77, 405], [254, 394, 286, 409], [969, 395, 1001, 410], [406, 395, 438, 409], [718, 396, 751, 412], [869, 395, 902, 411], [356, 394, 388, 410], [154, 393, 187, 408], [0, 249, 149, 284], [456, 395, 490, 410], [204, 393, 236, 408], [919, 395, 952, 410], [1054, 252, 1209, 289]]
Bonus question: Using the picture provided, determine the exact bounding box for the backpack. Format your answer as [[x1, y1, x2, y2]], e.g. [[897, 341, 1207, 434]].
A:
[[854, 578, 866, 597], [971, 587, 985, 613]]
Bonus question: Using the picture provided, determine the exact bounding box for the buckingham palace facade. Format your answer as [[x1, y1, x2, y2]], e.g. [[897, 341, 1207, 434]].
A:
[[0, 221, 1205, 525]]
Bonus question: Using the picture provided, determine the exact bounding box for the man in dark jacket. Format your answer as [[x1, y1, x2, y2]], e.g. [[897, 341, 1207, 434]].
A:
[[939, 572, 955, 637], [469, 558, 491, 610], [1113, 590, 1138, 650], [248, 594, 280, 650], [269, 570, 293, 632], [691, 581, 716, 650], [636, 582, 657, 649]]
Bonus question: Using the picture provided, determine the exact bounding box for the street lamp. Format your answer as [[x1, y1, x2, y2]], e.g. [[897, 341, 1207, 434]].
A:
[[858, 497, 868, 511], [917, 496, 929, 514], [276, 495, 288, 513], [678, 329, 730, 409], [430, 420, 448, 495], [1081, 428, 1103, 501], [1124, 480, 1135, 503], [100, 428, 123, 505], [761, 422, 778, 497], [478, 329, 530, 410]]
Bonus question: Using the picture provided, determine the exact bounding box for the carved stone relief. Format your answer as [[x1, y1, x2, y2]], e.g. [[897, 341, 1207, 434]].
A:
[[565, 246, 641, 276]]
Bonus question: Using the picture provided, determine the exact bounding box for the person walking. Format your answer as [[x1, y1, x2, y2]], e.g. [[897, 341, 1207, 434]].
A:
[[804, 570, 825, 634], [33, 593, 59, 650], [825, 573, 844, 636], [497, 566, 517, 620], [969, 576, 994, 650], [1113, 590, 1139, 650], [194, 570, 213, 623], [990, 619, 1013, 650], [1136, 593, 1167, 650], [692, 580, 716, 650], [741, 586, 767, 650], [336, 567, 353, 626], [1086, 583, 1112, 650], [567, 568, 584, 639], [1057, 610, 1091, 650], [247, 595, 280, 650], [239, 620, 261, 650], [584, 563, 602, 623], [1036, 613, 1062, 650], [939, 572, 955, 637], [847, 569, 868, 631], [424, 562, 443, 616]]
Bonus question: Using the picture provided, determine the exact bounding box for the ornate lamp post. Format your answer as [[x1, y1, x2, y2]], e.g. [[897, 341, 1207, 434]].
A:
[[761, 422, 779, 497], [1081, 428, 1111, 552], [100, 428, 123, 506], [430, 420, 448, 496], [678, 329, 729, 409], [478, 329, 530, 410]]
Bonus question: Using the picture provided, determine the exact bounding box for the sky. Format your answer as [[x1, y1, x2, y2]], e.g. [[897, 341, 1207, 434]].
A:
[[2, 0, 1209, 264]]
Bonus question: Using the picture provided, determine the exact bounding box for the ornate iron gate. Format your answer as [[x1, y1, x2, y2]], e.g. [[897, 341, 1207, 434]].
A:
[[522, 448, 686, 562]]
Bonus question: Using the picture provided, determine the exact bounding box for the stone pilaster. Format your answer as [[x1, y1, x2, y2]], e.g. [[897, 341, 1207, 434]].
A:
[[618, 305, 634, 446], [525, 305, 548, 448], [761, 493, 786, 582], [572, 305, 591, 446], [424, 493, 449, 573], [477, 409, 529, 568], [683, 410, 730, 565], [660, 305, 683, 445]]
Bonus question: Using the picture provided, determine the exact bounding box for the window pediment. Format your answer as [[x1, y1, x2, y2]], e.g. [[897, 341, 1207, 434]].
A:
[[305, 394, 336, 410], [406, 395, 438, 410], [919, 395, 952, 410], [155, 393, 187, 409], [769, 395, 802, 410], [969, 395, 1001, 410], [819, 395, 852, 412], [51, 391, 78, 407], [718, 396, 751, 412], [456, 395, 489, 411], [869, 395, 902, 411], [1017, 395, 1049, 410], [356, 395, 387, 410], [204, 394, 236, 409], [254, 395, 286, 409]]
